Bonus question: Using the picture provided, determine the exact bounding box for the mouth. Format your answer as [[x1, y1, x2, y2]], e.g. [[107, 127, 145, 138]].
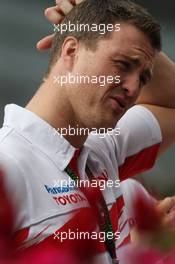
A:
[[109, 96, 127, 114]]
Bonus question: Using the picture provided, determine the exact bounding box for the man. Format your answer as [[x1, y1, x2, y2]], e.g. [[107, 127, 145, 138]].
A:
[[1, 0, 175, 263]]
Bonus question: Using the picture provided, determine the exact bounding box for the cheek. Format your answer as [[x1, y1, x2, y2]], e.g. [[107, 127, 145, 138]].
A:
[[66, 84, 93, 112], [134, 86, 142, 101], [76, 55, 111, 77]]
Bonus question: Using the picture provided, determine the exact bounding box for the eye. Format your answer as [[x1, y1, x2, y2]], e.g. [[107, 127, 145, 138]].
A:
[[139, 74, 148, 87], [139, 69, 152, 88], [113, 60, 131, 71]]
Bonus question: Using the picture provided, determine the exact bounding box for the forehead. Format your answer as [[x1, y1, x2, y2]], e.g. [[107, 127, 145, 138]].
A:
[[98, 22, 155, 65]]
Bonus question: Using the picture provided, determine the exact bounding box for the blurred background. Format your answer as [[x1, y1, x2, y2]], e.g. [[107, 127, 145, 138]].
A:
[[0, 0, 174, 196]]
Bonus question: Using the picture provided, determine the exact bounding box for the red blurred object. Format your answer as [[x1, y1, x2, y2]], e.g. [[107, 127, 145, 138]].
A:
[[0, 168, 14, 261], [123, 245, 175, 264], [0, 168, 101, 264], [120, 189, 175, 264], [133, 190, 162, 232]]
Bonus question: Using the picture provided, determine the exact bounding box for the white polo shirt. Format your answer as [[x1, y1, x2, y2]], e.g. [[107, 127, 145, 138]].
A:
[[0, 104, 162, 263]]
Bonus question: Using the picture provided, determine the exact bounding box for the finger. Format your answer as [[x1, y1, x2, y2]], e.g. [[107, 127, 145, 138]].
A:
[[75, 0, 84, 4], [45, 0, 74, 24], [162, 210, 175, 226], [45, 6, 64, 24], [36, 34, 54, 51], [46, 0, 84, 24], [56, 0, 76, 5], [56, 0, 84, 5], [157, 197, 175, 215], [57, 0, 74, 15]]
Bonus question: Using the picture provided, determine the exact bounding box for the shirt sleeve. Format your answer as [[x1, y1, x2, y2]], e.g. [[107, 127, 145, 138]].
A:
[[115, 105, 162, 181], [121, 179, 156, 221], [88, 105, 162, 181]]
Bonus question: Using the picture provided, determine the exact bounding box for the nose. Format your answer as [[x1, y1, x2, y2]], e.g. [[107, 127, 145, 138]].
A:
[[121, 73, 141, 100]]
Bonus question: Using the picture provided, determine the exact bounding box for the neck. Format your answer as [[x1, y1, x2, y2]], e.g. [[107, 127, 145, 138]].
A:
[[26, 78, 88, 148]]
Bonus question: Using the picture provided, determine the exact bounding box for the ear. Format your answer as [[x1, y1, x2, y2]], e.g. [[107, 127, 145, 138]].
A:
[[60, 36, 79, 72]]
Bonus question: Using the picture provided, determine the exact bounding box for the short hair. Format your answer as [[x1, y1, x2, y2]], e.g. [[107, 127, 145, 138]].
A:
[[47, 0, 161, 75]]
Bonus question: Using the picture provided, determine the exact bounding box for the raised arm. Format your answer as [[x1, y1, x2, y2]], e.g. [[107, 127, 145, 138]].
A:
[[137, 53, 175, 154], [137, 52, 175, 108]]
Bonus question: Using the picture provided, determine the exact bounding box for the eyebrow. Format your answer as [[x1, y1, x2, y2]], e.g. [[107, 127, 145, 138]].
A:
[[122, 55, 141, 67], [121, 55, 153, 80]]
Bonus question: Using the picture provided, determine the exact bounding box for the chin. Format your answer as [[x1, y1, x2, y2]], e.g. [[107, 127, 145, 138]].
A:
[[87, 112, 119, 130], [104, 115, 121, 129], [95, 119, 118, 131]]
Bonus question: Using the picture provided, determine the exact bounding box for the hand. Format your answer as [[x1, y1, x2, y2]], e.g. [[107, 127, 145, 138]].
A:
[[36, 0, 84, 51], [156, 196, 175, 226], [131, 195, 175, 242]]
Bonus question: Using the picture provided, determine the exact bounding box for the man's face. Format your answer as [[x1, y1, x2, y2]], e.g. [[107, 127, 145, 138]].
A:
[[64, 22, 155, 130]]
